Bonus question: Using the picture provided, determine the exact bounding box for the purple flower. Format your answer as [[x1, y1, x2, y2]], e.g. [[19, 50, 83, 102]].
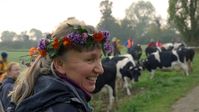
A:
[[102, 31, 110, 40], [104, 40, 112, 53], [67, 32, 87, 45], [38, 38, 48, 50]]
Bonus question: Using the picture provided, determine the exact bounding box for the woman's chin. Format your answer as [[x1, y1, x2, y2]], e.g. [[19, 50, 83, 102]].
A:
[[85, 85, 96, 93]]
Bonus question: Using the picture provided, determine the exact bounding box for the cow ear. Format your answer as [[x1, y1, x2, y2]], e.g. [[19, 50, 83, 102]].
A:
[[129, 66, 133, 70], [139, 66, 143, 70]]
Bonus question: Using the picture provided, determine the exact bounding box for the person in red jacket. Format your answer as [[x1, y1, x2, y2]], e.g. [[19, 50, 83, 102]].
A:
[[127, 38, 134, 52], [155, 40, 163, 48]]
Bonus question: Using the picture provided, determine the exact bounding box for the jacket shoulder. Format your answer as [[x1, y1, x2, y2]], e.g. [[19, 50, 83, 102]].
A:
[[45, 102, 81, 112]]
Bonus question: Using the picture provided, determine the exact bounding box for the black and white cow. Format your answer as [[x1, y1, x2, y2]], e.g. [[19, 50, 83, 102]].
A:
[[145, 46, 162, 57], [177, 47, 195, 72], [92, 55, 142, 111], [145, 42, 186, 57], [113, 55, 141, 95], [92, 59, 117, 111], [161, 43, 174, 50], [142, 48, 194, 79]]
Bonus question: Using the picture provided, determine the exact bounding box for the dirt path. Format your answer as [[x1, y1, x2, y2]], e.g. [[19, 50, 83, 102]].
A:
[[172, 85, 199, 112]]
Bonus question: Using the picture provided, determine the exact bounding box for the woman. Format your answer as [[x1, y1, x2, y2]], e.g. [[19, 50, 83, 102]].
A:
[[112, 39, 121, 56], [0, 62, 20, 111], [10, 18, 112, 112]]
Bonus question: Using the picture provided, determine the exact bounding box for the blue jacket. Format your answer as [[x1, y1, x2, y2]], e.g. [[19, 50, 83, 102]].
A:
[[14, 73, 93, 112], [0, 77, 15, 110]]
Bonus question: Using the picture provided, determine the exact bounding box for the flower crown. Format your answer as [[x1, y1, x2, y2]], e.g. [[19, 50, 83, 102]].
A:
[[37, 25, 112, 58]]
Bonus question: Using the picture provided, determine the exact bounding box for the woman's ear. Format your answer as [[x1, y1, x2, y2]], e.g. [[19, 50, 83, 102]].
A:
[[53, 58, 65, 74]]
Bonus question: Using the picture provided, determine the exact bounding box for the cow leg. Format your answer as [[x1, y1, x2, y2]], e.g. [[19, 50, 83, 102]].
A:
[[123, 77, 131, 95], [190, 62, 193, 72], [105, 85, 115, 112], [150, 70, 155, 79], [131, 79, 135, 84], [187, 60, 192, 73], [180, 63, 189, 76]]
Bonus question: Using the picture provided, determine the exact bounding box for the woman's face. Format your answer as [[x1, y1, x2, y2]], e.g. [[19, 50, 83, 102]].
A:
[[9, 64, 20, 79], [61, 48, 104, 93]]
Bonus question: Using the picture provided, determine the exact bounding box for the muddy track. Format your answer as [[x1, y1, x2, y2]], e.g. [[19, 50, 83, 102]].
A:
[[172, 85, 199, 112]]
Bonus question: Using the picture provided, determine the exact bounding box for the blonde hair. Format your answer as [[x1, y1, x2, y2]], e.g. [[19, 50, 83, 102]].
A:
[[10, 18, 97, 106], [0, 62, 20, 81]]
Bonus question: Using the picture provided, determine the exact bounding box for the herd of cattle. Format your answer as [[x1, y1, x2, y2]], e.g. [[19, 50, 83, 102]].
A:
[[92, 42, 195, 111]]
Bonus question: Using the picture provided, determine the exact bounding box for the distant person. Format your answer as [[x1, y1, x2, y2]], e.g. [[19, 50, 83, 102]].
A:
[[0, 52, 9, 81], [0, 62, 20, 111], [112, 38, 121, 56], [155, 40, 163, 48], [147, 40, 156, 47], [9, 18, 111, 112], [126, 38, 134, 52]]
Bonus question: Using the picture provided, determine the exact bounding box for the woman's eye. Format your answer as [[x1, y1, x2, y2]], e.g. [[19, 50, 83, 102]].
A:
[[86, 58, 95, 62]]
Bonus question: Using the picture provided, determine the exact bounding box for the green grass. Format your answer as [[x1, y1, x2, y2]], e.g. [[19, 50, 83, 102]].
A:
[[0, 51, 30, 68], [7, 51, 29, 62]]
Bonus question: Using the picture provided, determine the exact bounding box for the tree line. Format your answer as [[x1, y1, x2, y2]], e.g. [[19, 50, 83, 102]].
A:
[[1, 0, 199, 50]]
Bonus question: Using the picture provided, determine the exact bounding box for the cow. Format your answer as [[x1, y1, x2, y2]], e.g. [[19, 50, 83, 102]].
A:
[[92, 59, 117, 111], [127, 44, 142, 61], [145, 42, 186, 57], [177, 47, 195, 72], [142, 48, 193, 79], [173, 42, 186, 50], [92, 55, 142, 111], [113, 55, 141, 95], [145, 46, 162, 57]]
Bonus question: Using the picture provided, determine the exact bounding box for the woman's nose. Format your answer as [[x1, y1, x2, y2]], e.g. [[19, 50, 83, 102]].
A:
[[94, 61, 104, 75]]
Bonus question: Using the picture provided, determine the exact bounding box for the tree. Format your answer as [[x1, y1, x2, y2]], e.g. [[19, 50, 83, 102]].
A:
[[97, 0, 121, 39], [0, 31, 16, 42], [125, 1, 156, 39], [29, 28, 43, 41], [119, 19, 134, 41], [18, 31, 30, 41], [168, 0, 199, 44]]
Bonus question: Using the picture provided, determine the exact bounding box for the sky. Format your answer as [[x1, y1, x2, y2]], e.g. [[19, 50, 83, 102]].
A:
[[0, 0, 169, 34]]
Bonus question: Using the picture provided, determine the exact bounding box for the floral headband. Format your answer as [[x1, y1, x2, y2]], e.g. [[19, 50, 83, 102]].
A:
[[37, 25, 112, 58]]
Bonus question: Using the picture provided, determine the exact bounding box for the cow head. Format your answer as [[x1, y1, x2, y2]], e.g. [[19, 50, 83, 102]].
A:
[[120, 62, 142, 82], [129, 65, 142, 82], [137, 59, 147, 70]]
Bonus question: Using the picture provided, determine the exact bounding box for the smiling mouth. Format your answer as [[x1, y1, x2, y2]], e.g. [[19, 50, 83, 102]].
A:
[[86, 76, 98, 84], [87, 76, 97, 81]]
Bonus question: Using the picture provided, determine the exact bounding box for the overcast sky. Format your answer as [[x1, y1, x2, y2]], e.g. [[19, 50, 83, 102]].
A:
[[0, 0, 168, 34]]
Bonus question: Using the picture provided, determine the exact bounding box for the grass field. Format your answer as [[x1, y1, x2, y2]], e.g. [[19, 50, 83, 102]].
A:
[[3, 49, 199, 112], [7, 51, 29, 62]]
